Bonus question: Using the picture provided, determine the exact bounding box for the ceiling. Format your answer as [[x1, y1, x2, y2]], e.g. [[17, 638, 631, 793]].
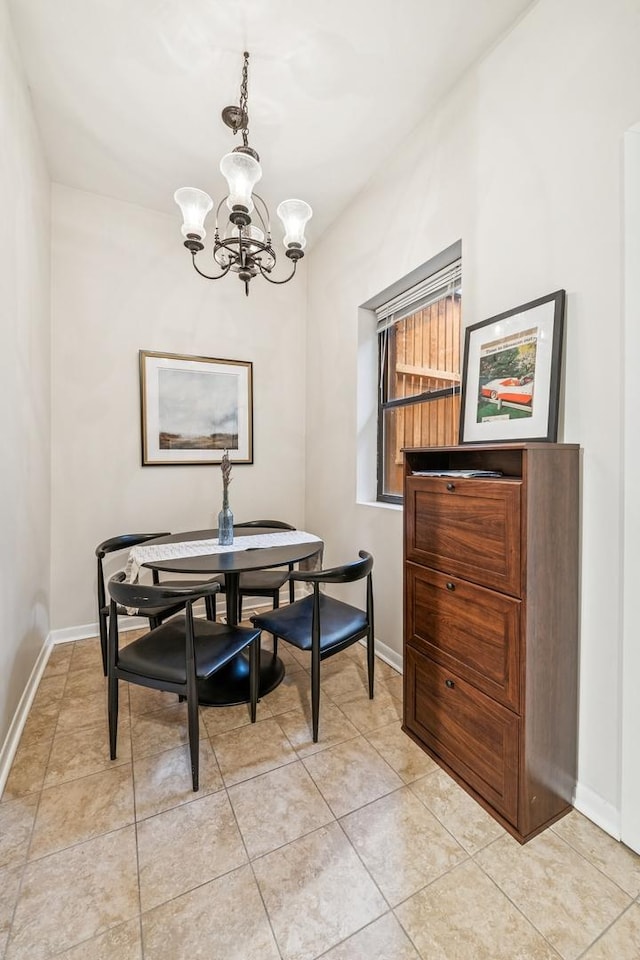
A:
[[9, 0, 537, 246]]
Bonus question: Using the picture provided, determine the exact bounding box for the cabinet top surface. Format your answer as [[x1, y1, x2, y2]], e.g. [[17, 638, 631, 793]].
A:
[[403, 443, 580, 454]]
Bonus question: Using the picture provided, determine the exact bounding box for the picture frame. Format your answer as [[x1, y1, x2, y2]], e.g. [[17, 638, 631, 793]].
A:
[[459, 290, 565, 444], [139, 350, 253, 465]]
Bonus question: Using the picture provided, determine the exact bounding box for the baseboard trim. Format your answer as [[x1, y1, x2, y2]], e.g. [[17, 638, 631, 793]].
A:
[[367, 636, 402, 674], [573, 782, 621, 840], [0, 637, 53, 797]]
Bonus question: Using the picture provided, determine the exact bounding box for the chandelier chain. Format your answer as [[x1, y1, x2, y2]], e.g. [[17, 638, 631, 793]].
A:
[[238, 51, 250, 149]]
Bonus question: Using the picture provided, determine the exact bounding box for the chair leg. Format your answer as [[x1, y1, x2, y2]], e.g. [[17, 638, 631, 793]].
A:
[[108, 673, 118, 760], [272, 593, 279, 656], [205, 594, 215, 621], [311, 648, 321, 742], [187, 690, 199, 792], [249, 638, 259, 722], [367, 629, 375, 700], [99, 609, 108, 677]]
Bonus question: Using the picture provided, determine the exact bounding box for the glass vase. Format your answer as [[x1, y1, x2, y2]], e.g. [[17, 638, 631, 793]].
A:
[[218, 503, 234, 545]]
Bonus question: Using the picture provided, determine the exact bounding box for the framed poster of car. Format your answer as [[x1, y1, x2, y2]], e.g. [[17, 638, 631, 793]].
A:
[[459, 290, 565, 443]]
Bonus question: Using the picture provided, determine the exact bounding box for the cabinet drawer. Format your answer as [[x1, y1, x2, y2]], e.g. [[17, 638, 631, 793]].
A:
[[405, 563, 520, 710], [405, 647, 519, 823], [405, 476, 522, 596]]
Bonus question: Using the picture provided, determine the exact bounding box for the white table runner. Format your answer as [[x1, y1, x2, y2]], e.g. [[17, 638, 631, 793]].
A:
[[125, 530, 323, 583]]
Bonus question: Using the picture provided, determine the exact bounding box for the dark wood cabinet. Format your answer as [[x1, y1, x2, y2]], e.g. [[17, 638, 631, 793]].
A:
[[403, 443, 579, 843]]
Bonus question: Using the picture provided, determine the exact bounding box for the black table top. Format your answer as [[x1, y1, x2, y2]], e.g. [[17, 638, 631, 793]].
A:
[[139, 528, 323, 576]]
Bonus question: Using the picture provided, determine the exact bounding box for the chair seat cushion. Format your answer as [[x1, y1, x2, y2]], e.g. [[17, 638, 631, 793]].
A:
[[117, 616, 260, 685], [237, 570, 289, 593], [252, 594, 368, 652]]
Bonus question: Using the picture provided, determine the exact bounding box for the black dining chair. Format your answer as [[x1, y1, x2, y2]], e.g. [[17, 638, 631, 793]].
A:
[[107, 573, 260, 791], [96, 534, 189, 677], [251, 550, 374, 742], [215, 520, 297, 625]]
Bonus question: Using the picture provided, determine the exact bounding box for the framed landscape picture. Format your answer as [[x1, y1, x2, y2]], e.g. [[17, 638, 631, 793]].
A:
[[459, 290, 565, 444], [139, 350, 253, 465]]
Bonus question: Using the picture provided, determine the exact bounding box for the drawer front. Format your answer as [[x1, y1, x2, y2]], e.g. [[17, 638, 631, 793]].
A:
[[405, 476, 522, 596], [404, 647, 519, 824], [405, 562, 521, 710]]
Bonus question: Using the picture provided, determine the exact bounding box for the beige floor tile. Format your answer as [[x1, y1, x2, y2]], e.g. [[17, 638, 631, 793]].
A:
[[337, 690, 403, 734], [365, 721, 438, 783], [211, 717, 297, 786], [341, 785, 467, 905], [128, 685, 182, 717], [228, 760, 334, 858], [380, 673, 404, 702], [133, 740, 223, 820], [410, 767, 505, 854], [200, 697, 272, 737], [580, 902, 640, 959], [44, 717, 131, 787], [5, 826, 138, 960], [63, 663, 108, 698], [0, 795, 38, 868], [0, 863, 24, 957], [42, 642, 73, 677], [262, 668, 316, 716], [142, 864, 280, 960], [320, 658, 371, 703], [553, 810, 640, 897], [20, 698, 61, 746], [55, 918, 142, 960], [254, 820, 387, 960], [130, 702, 202, 760], [56, 688, 123, 737], [396, 859, 561, 960], [321, 912, 420, 960], [2, 736, 52, 801], [69, 637, 103, 673], [276, 699, 360, 758], [29, 765, 134, 860], [303, 736, 402, 818], [286, 646, 312, 670], [31, 673, 67, 706], [136, 790, 247, 911], [476, 831, 631, 960]]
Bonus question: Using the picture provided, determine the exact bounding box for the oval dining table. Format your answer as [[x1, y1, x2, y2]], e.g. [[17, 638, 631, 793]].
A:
[[138, 527, 323, 707]]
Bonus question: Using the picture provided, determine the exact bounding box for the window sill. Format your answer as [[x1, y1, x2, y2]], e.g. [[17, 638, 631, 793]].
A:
[[356, 499, 403, 512]]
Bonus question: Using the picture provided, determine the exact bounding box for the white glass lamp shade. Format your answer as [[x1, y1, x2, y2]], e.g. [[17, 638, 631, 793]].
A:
[[276, 199, 312, 250], [174, 187, 213, 239], [220, 152, 262, 213]]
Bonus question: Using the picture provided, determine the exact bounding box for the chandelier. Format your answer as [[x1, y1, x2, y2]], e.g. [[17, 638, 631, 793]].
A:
[[174, 52, 313, 296]]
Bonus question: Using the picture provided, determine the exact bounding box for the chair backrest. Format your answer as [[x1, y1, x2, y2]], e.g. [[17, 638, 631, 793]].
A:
[[96, 533, 172, 614], [108, 570, 220, 612], [293, 550, 373, 585], [234, 520, 296, 531], [95, 533, 171, 559]]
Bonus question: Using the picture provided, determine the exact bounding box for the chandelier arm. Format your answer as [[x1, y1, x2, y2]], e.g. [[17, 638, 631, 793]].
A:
[[191, 254, 232, 281], [257, 259, 298, 285]]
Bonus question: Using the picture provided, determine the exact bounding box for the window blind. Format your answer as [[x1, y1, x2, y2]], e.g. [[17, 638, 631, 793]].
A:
[[375, 258, 462, 332]]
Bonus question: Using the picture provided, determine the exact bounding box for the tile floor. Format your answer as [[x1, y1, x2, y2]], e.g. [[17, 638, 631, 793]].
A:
[[1, 630, 640, 959]]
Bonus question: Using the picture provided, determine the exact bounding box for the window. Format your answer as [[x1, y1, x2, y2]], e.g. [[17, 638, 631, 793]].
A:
[[376, 252, 462, 501]]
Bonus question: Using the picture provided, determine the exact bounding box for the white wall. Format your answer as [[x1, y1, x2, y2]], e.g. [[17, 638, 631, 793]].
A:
[[0, 0, 51, 743], [306, 0, 640, 832], [622, 127, 640, 850], [50, 185, 308, 630]]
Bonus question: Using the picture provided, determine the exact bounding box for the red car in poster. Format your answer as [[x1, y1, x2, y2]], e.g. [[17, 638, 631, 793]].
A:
[[480, 374, 534, 405]]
